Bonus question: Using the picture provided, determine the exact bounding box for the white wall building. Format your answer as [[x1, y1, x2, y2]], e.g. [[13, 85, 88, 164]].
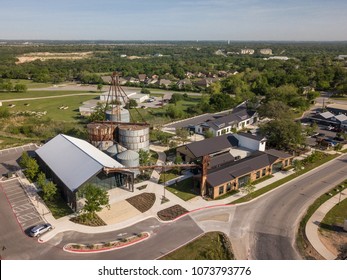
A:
[[234, 132, 266, 152]]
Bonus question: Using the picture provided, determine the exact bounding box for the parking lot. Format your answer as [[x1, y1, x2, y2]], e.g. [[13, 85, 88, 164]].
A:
[[0, 144, 38, 177], [1, 179, 44, 230]]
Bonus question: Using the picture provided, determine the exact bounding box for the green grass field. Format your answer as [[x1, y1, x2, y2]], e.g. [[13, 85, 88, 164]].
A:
[[160, 232, 234, 260], [2, 92, 100, 122], [9, 79, 53, 89], [0, 90, 99, 101]]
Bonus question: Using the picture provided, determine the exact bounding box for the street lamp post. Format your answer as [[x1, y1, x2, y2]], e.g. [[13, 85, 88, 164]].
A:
[[338, 191, 342, 205], [162, 165, 166, 199]]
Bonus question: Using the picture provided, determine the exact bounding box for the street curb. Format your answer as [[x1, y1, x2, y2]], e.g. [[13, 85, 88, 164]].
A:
[[234, 152, 345, 207], [62, 232, 150, 254]]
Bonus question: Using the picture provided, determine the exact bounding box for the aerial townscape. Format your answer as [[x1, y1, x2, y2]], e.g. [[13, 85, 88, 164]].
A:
[[0, 1, 347, 267]]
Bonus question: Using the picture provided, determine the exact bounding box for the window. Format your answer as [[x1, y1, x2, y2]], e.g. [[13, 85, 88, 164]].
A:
[[238, 174, 251, 188], [226, 182, 232, 192], [262, 168, 266, 176], [256, 171, 260, 179], [219, 186, 224, 195]]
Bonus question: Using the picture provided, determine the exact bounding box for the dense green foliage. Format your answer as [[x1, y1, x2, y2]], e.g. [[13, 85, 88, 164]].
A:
[[78, 184, 110, 216], [1, 41, 347, 150], [19, 151, 39, 181], [1, 42, 346, 96]]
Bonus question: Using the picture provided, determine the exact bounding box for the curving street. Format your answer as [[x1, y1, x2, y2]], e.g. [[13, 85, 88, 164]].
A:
[[1, 154, 347, 260]]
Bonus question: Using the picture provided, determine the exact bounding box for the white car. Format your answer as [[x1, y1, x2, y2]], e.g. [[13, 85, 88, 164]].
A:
[[29, 223, 52, 237]]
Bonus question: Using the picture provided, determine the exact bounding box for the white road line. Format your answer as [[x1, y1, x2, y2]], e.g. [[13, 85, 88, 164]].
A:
[[9, 198, 29, 205], [5, 190, 24, 196]]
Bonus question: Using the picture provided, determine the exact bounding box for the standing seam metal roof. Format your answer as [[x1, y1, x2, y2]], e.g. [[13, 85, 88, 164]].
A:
[[36, 134, 124, 192]]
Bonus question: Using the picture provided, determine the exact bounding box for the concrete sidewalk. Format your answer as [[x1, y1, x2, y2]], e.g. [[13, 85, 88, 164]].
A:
[[305, 189, 347, 260], [8, 147, 346, 258]]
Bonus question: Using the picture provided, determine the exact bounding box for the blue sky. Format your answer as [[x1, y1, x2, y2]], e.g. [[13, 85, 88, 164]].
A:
[[1, 0, 346, 41]]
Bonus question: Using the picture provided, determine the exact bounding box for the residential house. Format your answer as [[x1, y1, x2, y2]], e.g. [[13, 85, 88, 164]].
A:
[[158, 79, 173, 88], [193, 103, 258, 136], [176, 79, 192, 89], [138, 74, 147, 83], [259, 49, 273, 55], [241, 49, 255, 55], [194, 77, 219, 88], [327, 103, 347, 116]]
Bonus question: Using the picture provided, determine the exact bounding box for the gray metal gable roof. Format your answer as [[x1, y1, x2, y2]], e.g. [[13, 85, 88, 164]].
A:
[[36, 134, 123, 192], [206, 151, 279, 186], [185, 134, 239, 158]]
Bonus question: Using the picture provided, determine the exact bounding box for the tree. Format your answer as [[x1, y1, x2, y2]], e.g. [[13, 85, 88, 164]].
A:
[[209, 93, 235, 111], [176, 128, 190, 145], [126, 99, 138, 109], [260, 119, 304, 150], [97, 84, 103, 92], [207, 81, 222, 94], [138, 149, 151, 166], [241, 181, 256, 199], [204, 130, 214, 138], [141, 88, 151, 94], [42, 181, 57, 202], [79, 184, 109, 217], [36, 172, 47, 189], [258, 100, 294, 120], [173, 154, 183, 173], [166, 104, 184, 119], [19, 152, 39, 182], [169, 93, 183, 105], [293, 159, 303, 172], [88, 102, 107, 122], [14, 83, 27, 92]]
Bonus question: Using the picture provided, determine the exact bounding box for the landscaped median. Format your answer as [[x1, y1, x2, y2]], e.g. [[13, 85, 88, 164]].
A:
[[63, 232, 150, 253]]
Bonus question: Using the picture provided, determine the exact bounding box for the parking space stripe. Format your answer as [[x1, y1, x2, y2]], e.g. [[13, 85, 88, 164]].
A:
[[13, 204, 35, 212]]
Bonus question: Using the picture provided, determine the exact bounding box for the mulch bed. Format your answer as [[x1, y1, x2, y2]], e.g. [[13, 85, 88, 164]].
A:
[[70, 213, 107, 227], [126, 192, 156, 213], [157, 204, 189, 221]]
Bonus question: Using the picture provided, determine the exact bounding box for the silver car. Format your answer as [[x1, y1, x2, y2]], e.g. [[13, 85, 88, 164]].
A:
[[29, 223, 52, 237]]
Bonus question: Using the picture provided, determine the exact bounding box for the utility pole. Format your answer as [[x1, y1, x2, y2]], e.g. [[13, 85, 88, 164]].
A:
[[162, 164, 166, 200]]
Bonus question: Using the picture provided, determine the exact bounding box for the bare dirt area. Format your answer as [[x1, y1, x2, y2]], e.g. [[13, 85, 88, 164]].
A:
[[318, 229, 347, 256], [16, 52, 93, 64], [126, 193, 156, 213], [157, 204, 189, 221]]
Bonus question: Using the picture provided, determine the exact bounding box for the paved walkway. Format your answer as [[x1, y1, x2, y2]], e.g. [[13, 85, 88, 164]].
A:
[[305, 189, 347, 260], [2, 145, 346, 258]]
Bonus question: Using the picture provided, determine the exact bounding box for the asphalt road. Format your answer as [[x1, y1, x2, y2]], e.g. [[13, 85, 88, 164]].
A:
[[231, 153, 347, 259], [190, 154, 347, 260], [0, 183, 204, 261], [1, 154, 346, 260]]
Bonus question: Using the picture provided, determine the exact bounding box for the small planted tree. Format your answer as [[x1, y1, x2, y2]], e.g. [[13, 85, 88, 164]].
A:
[[79, 184, 110, 219], [42, 181, 57, 202], [19, 152, 39, 182], [97, 84, 103, 92], [36, 172, 47, 189], [241, 181, 256, 199]]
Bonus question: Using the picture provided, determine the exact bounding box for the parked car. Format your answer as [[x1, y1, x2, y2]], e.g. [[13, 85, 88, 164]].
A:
[[313, 132, 325, 138], [29, 223, 52, 237]]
